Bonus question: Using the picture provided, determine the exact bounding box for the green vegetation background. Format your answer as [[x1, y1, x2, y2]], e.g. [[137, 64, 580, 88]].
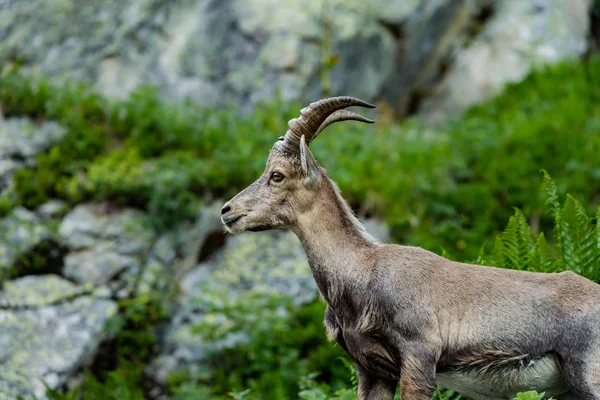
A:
[[2, 56, 600, 399]]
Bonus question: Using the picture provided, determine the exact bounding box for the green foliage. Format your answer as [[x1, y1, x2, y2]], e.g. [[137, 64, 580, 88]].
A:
[[486, 172, 600, 283], [298, 372, 358, 400], [3, 57, 600, 246], [169, 288, 350, 400], [46, 363, 145, 400]]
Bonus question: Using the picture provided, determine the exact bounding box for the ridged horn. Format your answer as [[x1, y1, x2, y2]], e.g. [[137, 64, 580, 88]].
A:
[[278, 96, 375, 154], [312, 110, 375, 141]]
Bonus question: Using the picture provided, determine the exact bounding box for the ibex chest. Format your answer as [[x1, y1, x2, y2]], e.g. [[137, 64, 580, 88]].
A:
[[324, 305, 400, 380]]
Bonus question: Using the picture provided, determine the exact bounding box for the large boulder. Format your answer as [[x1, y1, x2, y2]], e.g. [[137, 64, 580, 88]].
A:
[[420, 0, 592, 121], [149, 229, 316, 384], [0, 275, 117, 399]]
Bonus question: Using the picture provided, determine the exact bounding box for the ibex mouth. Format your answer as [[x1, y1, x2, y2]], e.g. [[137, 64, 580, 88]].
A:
[[222, 214, 245, 227], [248, 225, 271, 232]]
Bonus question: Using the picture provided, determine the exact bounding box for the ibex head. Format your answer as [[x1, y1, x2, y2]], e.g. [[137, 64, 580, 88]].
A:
[[221, 96, 375, 234]]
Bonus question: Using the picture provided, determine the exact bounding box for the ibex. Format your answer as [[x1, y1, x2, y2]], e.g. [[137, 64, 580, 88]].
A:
[[221, 97, 600, 399]]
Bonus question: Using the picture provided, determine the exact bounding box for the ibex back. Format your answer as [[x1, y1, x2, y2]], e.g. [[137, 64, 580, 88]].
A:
[[221, 97, 600, 399]]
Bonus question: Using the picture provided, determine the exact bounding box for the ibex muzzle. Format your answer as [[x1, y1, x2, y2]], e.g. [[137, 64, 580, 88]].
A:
[[223, 97, 600, 399]]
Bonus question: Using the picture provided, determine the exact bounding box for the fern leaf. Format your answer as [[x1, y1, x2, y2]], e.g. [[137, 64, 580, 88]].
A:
[[493, 210, 535, 270], [531, 233, 559, 273], [559, 195, 598, 278], [541, 170, 560, 219], [541, 171, 568, 254]]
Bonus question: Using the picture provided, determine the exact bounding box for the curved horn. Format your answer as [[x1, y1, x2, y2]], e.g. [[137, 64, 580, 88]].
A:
[[278, 96, 375, 154], [312, 110, 374, 141]]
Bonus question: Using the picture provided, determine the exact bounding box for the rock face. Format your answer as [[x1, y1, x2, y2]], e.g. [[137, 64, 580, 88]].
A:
[[0, 275, 117, 399], [420, 0, 592, 121], [0, 200, 179, 398], [150, 229, 316, 384], [0, 0, 592, 117]]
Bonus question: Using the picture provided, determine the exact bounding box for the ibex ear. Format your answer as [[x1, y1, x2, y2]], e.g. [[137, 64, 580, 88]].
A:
[[300, 135, 321, 190]]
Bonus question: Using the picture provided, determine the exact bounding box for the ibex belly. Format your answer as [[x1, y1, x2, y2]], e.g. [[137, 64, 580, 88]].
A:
[[436, 353, 569, 400]]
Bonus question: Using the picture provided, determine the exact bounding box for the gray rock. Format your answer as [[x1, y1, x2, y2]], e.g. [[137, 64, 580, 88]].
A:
[[104, 209, 155, 255], [150, 229, 316, 384], [0, 118, 67, 192], [363, 218, 392, 243], [59, 205, 154, 253], [63, 242, 141, 286], [0, 0, 392, 110], [37, 200, 69, 221], [0, 207, 54, 281], [151, 234, 178, 266], [58, 204, 158, 297], [0, 118, 66, 159], [58, 206, 105, 249], [420, 0, 592, 121], [0, 275, 117, 400]]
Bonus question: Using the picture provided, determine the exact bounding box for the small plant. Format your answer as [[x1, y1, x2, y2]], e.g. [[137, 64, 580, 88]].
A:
[[513, 392, 546, 400]]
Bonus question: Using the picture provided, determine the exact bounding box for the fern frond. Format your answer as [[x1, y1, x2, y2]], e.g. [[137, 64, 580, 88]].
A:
[[559, 195, 598, 279], [492, 210, 535, 270], [531, 233, 559, 273], [541, 170, 560, 218], [541, 171, 567, 253]]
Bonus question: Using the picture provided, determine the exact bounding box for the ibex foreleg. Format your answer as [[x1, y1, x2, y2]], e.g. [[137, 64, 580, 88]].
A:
[[399, 346, 437, 400], [356, 364, 396, 400]]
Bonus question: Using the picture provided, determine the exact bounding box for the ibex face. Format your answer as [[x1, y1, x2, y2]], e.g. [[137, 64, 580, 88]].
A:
[[221, 97, 375, 234], [220, 147, 318, 234]]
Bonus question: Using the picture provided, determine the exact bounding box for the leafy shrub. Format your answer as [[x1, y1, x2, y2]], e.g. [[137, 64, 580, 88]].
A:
[[169, 288, 350, 400]]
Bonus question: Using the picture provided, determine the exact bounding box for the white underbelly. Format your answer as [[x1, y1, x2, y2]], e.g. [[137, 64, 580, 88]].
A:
[[436, 353, 569, 400]]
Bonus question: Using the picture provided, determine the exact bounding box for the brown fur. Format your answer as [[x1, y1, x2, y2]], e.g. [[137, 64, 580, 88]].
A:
[[222, 128, 600, 399]]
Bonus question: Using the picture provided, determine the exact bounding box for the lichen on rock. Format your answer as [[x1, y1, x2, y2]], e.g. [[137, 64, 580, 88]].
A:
[[0, 275, 117, 400]]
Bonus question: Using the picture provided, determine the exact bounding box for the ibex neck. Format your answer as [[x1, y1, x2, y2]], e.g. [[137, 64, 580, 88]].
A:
[[292, 179, 376, 305]]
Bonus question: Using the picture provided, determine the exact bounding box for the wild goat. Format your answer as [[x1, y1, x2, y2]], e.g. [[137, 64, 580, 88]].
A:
[[221, 97, 600, 399]]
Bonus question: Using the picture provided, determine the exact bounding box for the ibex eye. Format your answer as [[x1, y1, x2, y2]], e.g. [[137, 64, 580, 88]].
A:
[[271, 172, 284, 182]]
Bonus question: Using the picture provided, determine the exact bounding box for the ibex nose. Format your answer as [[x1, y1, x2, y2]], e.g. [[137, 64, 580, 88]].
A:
[[221, 204, 231, 215]]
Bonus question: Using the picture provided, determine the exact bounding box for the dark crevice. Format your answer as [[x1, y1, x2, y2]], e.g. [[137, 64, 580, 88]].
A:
[[377, 18, 405, 41], [197, 230, 227, 263], [466, 2, 495, 42], [588, 1, 600, 54], [406, 89, 425, 116], [10, 239, 68, 279]]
